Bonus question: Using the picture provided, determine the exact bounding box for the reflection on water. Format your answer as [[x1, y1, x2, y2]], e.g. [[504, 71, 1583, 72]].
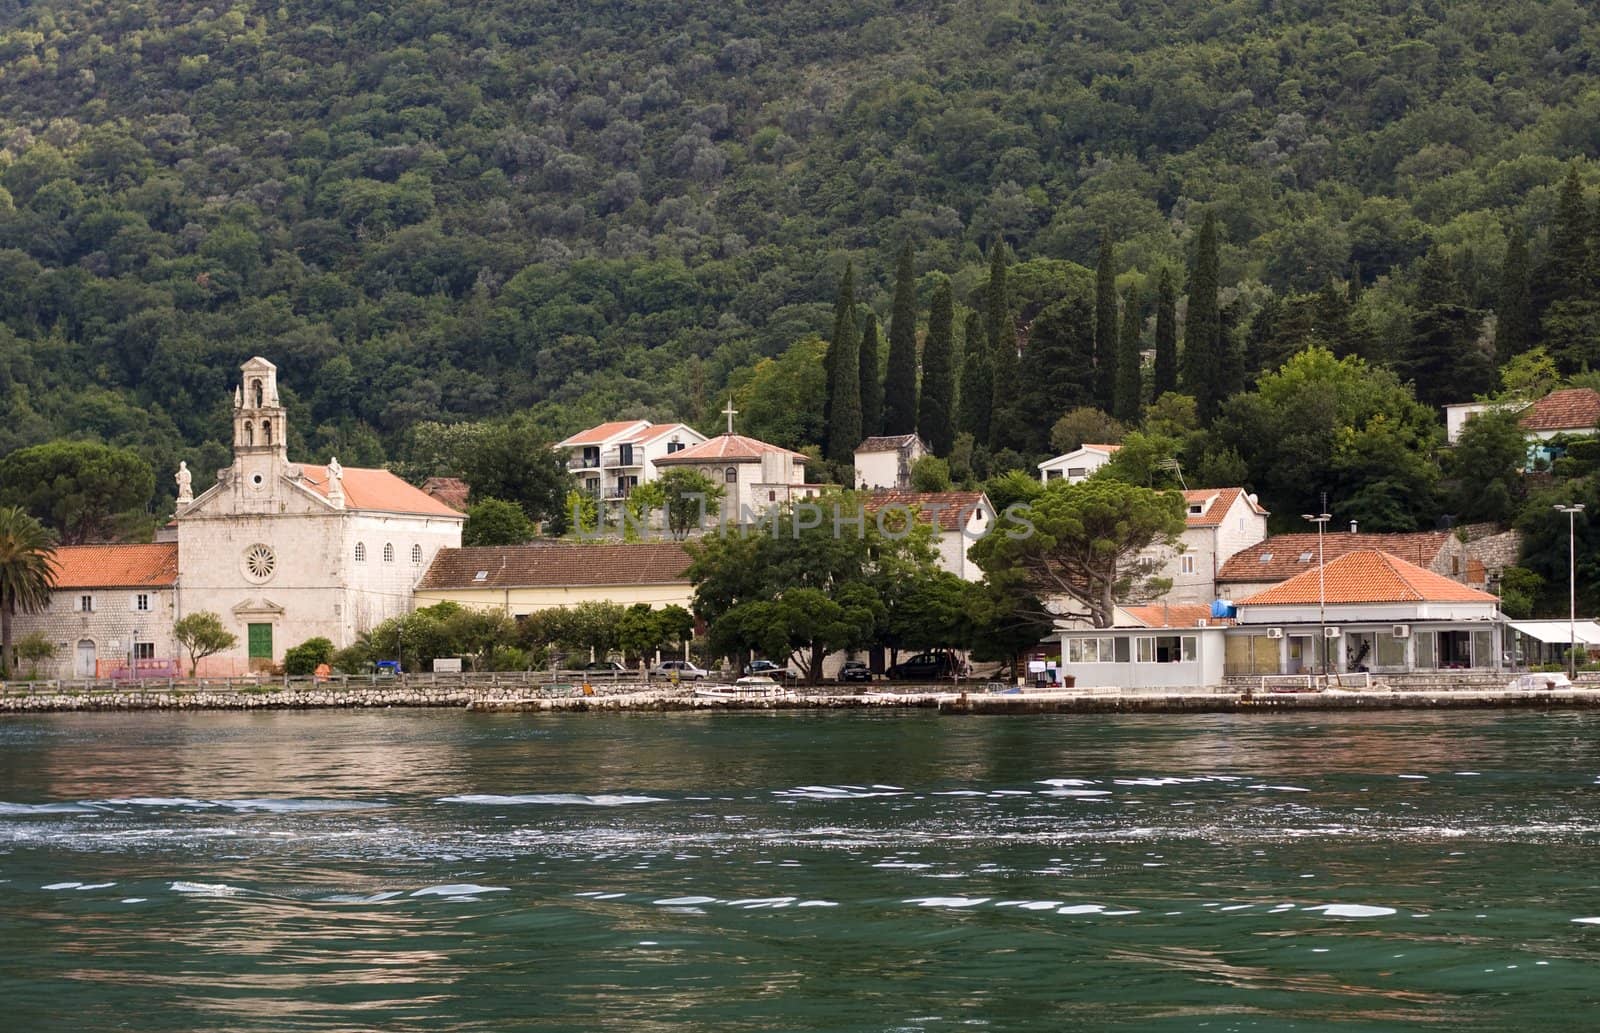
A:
[[4, 710, 1600, 1031]]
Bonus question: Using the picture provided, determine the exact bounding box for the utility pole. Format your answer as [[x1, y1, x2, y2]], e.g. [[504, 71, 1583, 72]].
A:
[[1555, 504, 1585, 679], [1302, 508, 1332, 682]]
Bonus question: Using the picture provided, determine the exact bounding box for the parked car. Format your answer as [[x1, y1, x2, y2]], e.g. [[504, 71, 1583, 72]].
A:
[[837, 660, 873, 683], [577, 660, 628, 674], [651, 660, 709, 680], [886, 651, 966, 681], [743, 659, 798, 680]]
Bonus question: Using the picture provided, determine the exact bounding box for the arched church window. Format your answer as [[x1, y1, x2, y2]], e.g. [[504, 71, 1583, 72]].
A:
[[355, 542, 367, 563], [383, 543, 394, 563], [244, 421, 254, 445], [262, 419, 272, 445], [724, 467, 737, 484], [253, 379, 264, 407], [412, 544, 423, 565]]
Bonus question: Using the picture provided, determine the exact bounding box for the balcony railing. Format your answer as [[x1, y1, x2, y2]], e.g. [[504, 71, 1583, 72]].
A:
[[568, 455, 601, 470]]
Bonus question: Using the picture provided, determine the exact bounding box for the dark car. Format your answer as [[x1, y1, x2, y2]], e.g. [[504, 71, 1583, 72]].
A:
[[886, 651, 966, 681], [742, 659, 797, 680], [837, 660, 873, 683], [578, 660, 628, 673]]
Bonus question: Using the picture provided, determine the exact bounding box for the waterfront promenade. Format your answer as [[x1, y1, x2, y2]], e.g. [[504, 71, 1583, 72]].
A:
[[4, 670, 1600, 713]]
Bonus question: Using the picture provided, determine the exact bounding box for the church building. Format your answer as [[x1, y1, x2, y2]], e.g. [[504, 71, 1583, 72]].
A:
[[173, 357, 463, 672]]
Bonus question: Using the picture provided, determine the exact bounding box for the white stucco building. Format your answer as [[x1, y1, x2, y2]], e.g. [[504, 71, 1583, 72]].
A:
[[1037, 443, 1121, 484], [1152, 488, 1269, 604], [173, 357, 464, 672], [854, 434, 929, 490], [652, 431, 818, 521], [556, 419, 709, 507]]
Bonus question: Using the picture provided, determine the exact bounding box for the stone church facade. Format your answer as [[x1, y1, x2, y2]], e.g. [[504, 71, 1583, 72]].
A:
[[173, 357, 463, 672]]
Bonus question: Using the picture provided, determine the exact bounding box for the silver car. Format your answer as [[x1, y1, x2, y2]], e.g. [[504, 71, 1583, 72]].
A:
[[651, 660, 709, 681]]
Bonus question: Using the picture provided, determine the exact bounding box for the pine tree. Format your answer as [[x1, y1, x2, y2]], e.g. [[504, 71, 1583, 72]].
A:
[[986, 241, 1019, 452], [959, 310, 992, 446], [918, 278, 956, 455], [858, 312, 883, 438], [1153, 268, 1178, 400], [1405, 249, 1493, 409], [1181, 210, 1222, 422], [1017, 297, 1096, 453], [1113, 285, 1142, 424], [1094, 234, 1118, 411], [1496, 226, 1534, 365], [823, 264, 856, 430], [827, 302, 862, 462], [882, 241, 919, 434]]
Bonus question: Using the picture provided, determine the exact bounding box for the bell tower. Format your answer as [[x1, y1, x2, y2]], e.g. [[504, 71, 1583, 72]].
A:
[[233, 357, 288, 489]]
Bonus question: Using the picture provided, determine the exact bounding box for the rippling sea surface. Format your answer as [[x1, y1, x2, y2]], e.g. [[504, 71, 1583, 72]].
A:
[[4, 710, 1600, 1031]]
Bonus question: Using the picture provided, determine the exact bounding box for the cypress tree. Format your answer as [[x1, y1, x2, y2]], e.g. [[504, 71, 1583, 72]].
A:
[[823, 264, 856, 431], [1182, 210, 1222, 422], [986, 241, 1019, 452], [827, 303, 861, 462], [1094, 234, 1118, 410], [1153, 268, 1178, 400], [1534, 163, 1590, 319], [1113, 285, 1143, 425], [1405, 249, 1493, 409], [1017, 297, 1096, 453], [1496, 226, 1534, 365], [883, 241, 920, 434], [918, 278, 956, 455], [858, 312, 883, 438], [959, 310, 992, 446]]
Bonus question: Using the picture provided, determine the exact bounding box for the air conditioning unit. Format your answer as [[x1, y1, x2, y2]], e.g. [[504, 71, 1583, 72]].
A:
[[1265, 627, 1284, 639], [1323, 626, 1342, 638], [1392, 624, 1411, 638]]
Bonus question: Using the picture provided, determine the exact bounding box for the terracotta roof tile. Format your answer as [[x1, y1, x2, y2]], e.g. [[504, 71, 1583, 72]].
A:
[[1119, 603, 1228, 628], [856, 434, 926, 453], [859, 490, 994, 531], [1081, 443, 1122, 452], [421, 477, 470, 512], [557, 420, 653, 447], [1217, 531, 1453, 582], [637, 422, 701, 445], [49, 544, 178, 588], [654, 433, 809, 465], [1234, 550, 1498, 606], [299, 466, 466, 518], [1181, 487, 1267, 528], [417, 542, 692, 590], [1519, 388, 1600, 432]]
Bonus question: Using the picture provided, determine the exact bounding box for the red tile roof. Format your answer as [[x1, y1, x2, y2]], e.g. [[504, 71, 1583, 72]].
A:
[[1235, 550, 1499, 606], [1119, 603, 1228, 628], [417, 542, 692, 590], [1519, 387, 1600, 432], [49, 544, 178, 589], [557, 420, 652, 447], [859, 490, 994, 531], [856, 434, 926, 453], [653, 433, 809, 465], [299, 466, 466, 518], [422, 477, 470, 512], [1081, 443, 1122, 452], [1217, 531, 1455, 583], [1181, 488, 1267, 528], [637, 423, 701, 445]]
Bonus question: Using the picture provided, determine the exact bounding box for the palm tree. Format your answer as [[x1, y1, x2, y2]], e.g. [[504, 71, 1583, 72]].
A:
[[0, 506, 57, 677]]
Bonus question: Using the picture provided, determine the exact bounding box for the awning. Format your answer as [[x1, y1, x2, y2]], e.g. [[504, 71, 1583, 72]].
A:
[[1506, 620, 1600, 646]]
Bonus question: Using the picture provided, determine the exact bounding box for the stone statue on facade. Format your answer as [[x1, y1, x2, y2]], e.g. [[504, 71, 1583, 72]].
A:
[[175, 461, 194, 504], [327, 456, 343, 481]]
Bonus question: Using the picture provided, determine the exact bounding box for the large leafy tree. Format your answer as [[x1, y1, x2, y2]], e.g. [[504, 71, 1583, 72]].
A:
[[917, 277, 956, 455], [882, 241, 920, 434], [969, 478, 1187, 628], [1403, 249, 1492, 409], [0, 441, 154, 544], [1214, 346, 1441, 531], [463, 497, 535, 546], [0, 506, 56, 676], [656, 468, 724, 540], [1444, 407, 1527, 524], [173, 611, 237, 677], [1016, 297, 1096, 454]]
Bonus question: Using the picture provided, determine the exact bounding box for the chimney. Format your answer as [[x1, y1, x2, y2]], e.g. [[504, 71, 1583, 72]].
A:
[[1349, 520, 1358, 534]]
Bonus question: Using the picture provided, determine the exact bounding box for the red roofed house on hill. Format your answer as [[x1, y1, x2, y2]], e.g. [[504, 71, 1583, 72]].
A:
[[556, 419, 708, 513], [172, 358, 464, 672], [653, 403, 819, 522], [9, 544, 181, 679]]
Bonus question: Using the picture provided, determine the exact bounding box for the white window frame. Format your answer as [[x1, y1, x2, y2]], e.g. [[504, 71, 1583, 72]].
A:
[[79, 594, 94, 613], [1180, 555, 1195, 575]]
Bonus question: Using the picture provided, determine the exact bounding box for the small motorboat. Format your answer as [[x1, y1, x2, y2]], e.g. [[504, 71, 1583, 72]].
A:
[[695, 676, 784, 699]]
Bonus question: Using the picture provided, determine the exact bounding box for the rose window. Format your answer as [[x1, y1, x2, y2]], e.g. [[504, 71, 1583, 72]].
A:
[[244, 543, 276, 581]]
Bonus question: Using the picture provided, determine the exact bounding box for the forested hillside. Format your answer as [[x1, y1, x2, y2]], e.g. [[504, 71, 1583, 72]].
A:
[[1, 0, 1599, 530]]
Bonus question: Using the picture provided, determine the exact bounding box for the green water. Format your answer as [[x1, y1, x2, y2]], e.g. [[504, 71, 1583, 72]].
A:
[[3, 710, 1600, 1032]]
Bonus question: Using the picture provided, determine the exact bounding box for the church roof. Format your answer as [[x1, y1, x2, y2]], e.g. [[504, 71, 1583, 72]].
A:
[[417, 542, 692, 589], [653, 434, 809, 465], [49, 544, 178, 588], [1234, 550, 1498, 607], [298, 466, 465, 518]]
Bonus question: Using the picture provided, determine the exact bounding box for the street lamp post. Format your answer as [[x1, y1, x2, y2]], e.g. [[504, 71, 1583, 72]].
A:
[[1555, 504, 1585, 679], [1302, 511, 1332, 682]]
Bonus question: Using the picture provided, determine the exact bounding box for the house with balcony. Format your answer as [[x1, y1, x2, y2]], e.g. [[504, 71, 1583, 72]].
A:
[[556, 420, 709, 506], [1037, 443, 1121, 484]]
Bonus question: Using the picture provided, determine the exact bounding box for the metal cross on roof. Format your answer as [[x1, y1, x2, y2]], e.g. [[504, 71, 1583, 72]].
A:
[[722, 398, 738, 435]]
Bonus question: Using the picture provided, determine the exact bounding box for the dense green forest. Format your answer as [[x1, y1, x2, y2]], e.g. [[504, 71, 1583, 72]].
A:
[[6, 0, 1600, 609]]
